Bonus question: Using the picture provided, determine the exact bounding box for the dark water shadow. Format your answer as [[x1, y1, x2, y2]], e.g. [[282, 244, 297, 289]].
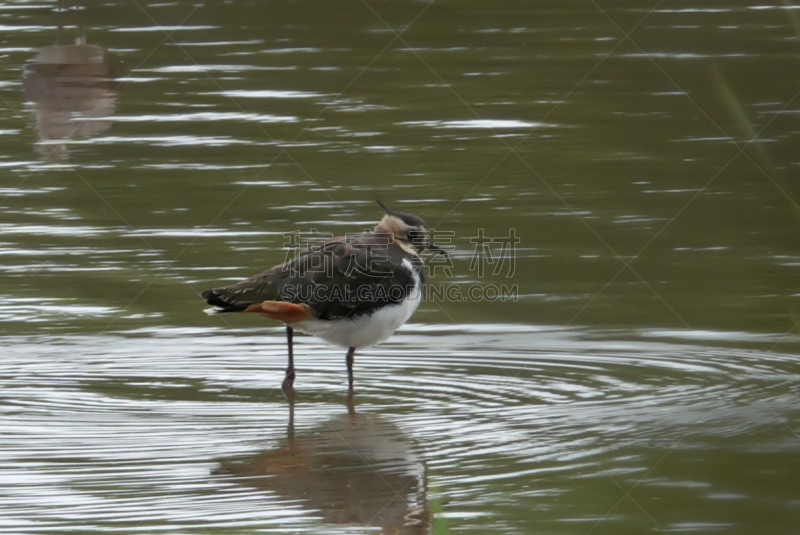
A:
[[213, 397, 433, 534]]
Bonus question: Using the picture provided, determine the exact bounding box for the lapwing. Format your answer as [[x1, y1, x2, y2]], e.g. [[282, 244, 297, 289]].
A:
[[201, 199, 446, 395]]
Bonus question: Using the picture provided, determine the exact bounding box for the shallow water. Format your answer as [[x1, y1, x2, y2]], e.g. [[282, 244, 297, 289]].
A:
[[1, 0, 799, 533], [2, 327, 799, 533]]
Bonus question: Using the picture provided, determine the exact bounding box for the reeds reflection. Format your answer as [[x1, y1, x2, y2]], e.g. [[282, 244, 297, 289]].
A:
[[22, 36, 117, 159], [214, 399, 432, 534]]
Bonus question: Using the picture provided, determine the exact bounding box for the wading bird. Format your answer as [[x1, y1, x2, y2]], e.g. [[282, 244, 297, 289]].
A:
[[202, 199, 446, 395]]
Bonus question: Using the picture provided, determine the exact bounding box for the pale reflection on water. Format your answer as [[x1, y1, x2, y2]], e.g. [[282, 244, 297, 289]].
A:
[[22, 37, 117, 159]]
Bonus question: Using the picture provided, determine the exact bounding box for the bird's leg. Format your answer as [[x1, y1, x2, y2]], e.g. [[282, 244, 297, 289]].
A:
[[281, 326, 296, 397], [346, 346, 356, 393]]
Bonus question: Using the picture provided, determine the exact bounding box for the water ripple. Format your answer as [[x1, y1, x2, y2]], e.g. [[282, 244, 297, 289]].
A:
[[1, 327, 796, 532]]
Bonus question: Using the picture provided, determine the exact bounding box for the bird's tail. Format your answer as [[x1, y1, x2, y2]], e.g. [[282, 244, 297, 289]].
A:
[[201, 289, 249, 315]]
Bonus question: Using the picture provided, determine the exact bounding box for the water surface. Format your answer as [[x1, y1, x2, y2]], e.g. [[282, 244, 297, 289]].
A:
[[1, 0, 799, 533]]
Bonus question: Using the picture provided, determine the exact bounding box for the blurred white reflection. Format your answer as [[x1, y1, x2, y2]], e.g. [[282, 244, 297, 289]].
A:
[[22, 36, 117, 159]]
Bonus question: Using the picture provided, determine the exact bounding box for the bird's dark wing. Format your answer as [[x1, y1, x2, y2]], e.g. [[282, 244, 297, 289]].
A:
[[201, 234, 421, 320]]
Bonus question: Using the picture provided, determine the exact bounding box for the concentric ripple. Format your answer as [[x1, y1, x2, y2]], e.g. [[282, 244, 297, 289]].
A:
[[1, 325, 798, 534]]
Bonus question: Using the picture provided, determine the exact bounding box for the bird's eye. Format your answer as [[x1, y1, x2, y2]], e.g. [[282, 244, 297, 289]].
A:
[[408, 229, 427, 246]]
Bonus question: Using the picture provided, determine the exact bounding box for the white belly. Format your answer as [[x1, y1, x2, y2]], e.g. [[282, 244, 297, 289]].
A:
[[291, 294, 420, 349]]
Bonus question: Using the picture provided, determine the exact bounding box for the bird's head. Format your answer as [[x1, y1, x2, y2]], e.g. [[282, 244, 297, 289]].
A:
[[374, 198, 447, 256]]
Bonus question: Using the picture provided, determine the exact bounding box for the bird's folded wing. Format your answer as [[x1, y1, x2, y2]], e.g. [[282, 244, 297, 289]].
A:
[[201, 236, 418, 320]]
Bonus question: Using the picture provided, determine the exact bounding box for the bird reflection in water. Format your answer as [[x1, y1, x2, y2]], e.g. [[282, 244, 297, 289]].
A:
[[22, 13, 117, 159], [214, 398, 432, 534]]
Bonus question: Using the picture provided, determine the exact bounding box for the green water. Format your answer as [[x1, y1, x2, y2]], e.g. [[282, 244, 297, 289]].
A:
[[1, 1, 799, 533]]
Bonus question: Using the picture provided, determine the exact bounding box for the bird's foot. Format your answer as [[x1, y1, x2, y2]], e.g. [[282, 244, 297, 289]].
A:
[[281, 368, 296, 399], [282, 382, 296, 401]]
